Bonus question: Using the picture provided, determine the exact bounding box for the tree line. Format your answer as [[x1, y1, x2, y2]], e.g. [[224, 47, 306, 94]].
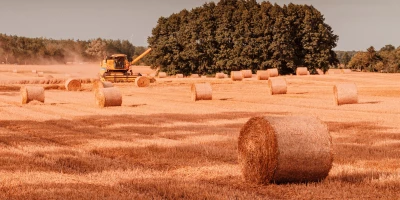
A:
[[0, 34, 148, 65], [146, 0, 339, 75]]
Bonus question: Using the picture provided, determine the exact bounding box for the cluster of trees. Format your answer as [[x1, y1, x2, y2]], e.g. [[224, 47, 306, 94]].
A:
[[0, 34, 147, 65], [346, 45, 400, 73], [147, 0, 339, 75]]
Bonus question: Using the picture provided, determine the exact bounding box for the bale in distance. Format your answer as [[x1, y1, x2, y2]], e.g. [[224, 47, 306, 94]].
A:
[[316, 69, 324, 75], [267, 68, 279, 77], [32, 70, 37, 73], [215, 73, 225, 79], [333, 83, 358, 105], [241, 70, 252, 78], [37, 72, 44, 77], [238, 116, 332, 184], [158, 72, 167, 78], [12, 69, 18, 73], [296, 67, 309, 76], [224, 74, 229, 78], [191, 74, 200, 78], [95, 87, 122, 107], [268, 77, 287, 95], [231, 71, 243, 81], [341, 69, 352, 74], [176, 74, 184, 78], [93, 80, 114, 93], [135, 76, 150, 87], [20, 86, 45, 104], [256, 70, 269, 80], [45, 75, 54, 79], [65, 78, 81, 91], [191, 83, 212, 101]]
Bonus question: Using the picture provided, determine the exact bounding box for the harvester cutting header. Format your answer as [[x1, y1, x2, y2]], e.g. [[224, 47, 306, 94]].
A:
[[99, 48, 153, 84]]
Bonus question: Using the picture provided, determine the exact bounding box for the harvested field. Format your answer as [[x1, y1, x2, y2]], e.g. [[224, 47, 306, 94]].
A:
[[0, 64, 400, 199]]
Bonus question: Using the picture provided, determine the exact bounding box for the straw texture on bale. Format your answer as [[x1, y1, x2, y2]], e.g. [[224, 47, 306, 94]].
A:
[[135, 76, 150, 87], [65, 78, 81, 91], [93, 80, 114, 93], [267, 68, 279, 77], [238, 116, 332, 184], [268, 77, 287, 95], [256, 70, 269, 80], [333, 83, 358, 105], [241, 70, 252, 78], [95, 87, 122, 107], [231, 71, 243, 81], [191, 83, 212, 101], [191, 74, 200, 78], [20, 86, 45, 104], [215, 73, 225, 79], [316, 69, 324, 75], [37, 72, 44, 77], [296, 67, 309, 76], [158, 72, 167, 78], [176, 74, 184, 78]]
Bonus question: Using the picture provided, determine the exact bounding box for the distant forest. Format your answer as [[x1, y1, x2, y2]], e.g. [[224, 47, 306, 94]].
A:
[[0, 33, 149, 65]]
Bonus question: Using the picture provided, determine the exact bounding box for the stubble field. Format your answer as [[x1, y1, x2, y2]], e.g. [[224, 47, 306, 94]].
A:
[[0, 64, 399, 199]]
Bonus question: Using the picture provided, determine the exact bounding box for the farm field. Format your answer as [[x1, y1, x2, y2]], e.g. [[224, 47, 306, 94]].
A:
[[0, 64, 399, 199]]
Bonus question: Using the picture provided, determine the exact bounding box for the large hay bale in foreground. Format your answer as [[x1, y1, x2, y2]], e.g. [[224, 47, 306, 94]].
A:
[[241, 70, 252, 78], [93, 80, 114, 93], [267, 68, 279, 77], [191, 83, 212, 101], [20, 86, 45, 104], [158, 72, 167, 78], [65, 78, 81, 91], [95, 87, 122, 107], [231, 71, 243, 81], [135, 76, 150, 87], [296, 67, 309, 76], [256, 70, 269, 80], [215, 73, 225, 79], [268, 77, 287, 95], [333, 83, 358, 105], [238, 116, 332, 184], [176, 74, 184, 78]]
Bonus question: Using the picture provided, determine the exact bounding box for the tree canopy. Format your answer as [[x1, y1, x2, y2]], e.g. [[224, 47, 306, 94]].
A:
[[147, 0, 339, 75]]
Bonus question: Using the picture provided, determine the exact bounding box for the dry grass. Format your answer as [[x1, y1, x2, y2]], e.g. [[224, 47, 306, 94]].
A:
[[0, 64, 400, 199]]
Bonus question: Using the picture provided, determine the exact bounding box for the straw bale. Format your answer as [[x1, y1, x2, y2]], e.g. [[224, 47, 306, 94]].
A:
[[176, 74, 184, 78], [238, 116, 332, 184], [333, 83, 358, 105], [191, 74, 200, 78], [158, 72, 167, 78], [12, 69, 18, 73], [256, 70, 269, 80], [32, 70, 37, 73], [296, 67, 308, 76], [95, 87, 122, 107], [37, 72, 44, 77], [215, 73, 225, 79], [201, 75, 207, 79], [267, 68, 279, 77], [241, 70, 252, 78], [268, 77, 287, 95], [316, 69, 324, 75], [191, 83, 212, 101], [65, 78, 81, 91], [135, 76, 150, 87], [224, 74, 228, 78], [341, 69, 352, 74], [20, 86, 45, 104], [93, 80, 114, 93], [231, 71, 243, 81]]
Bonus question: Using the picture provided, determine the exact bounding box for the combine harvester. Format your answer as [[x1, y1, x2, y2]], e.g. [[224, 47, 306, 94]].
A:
[[99, 48, 155, 86]]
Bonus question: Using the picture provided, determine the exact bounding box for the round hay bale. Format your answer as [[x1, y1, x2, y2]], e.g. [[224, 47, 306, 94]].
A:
[[37, 72, 44, 77], [238, 116, 332, 184], [158, 72, 167, 78], [316, 69, 324, 75], [256, 70, 269, 80], [241, 70, 252, 78], [95, 87, 122, 107], [135, 76, 150, 87], [215, 73, 225, 79], [224, 74, 229, 78], [93, 80, 114, 93], [176, 74, 184, 78], [45, 75, 53, 79], [333, 83, 358, 105], [12, 69, 18, 73], [268, 77, 287, 95], [267, 68, 279, 77], [201, 75, 207, 79], [296, 67, 309, 76], [341, 69, 352, 74], [191, 74, 200, 78], [32, 70, 37, 73], [231, 71, 243, 81], [65, 78, 81, 91], [191, 83, 212, 101], [20, 86, 45, 104]]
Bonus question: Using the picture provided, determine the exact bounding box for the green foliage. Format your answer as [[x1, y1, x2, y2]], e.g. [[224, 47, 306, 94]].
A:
[[0, 33, 145, 65], [147, 0, 339, 75]]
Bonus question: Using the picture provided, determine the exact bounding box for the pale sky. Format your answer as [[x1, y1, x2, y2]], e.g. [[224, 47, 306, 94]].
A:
[[0, 0, 399, 51]]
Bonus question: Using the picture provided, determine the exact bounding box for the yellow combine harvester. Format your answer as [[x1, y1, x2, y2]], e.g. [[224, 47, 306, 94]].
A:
[[99, 48, 153, 84]]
